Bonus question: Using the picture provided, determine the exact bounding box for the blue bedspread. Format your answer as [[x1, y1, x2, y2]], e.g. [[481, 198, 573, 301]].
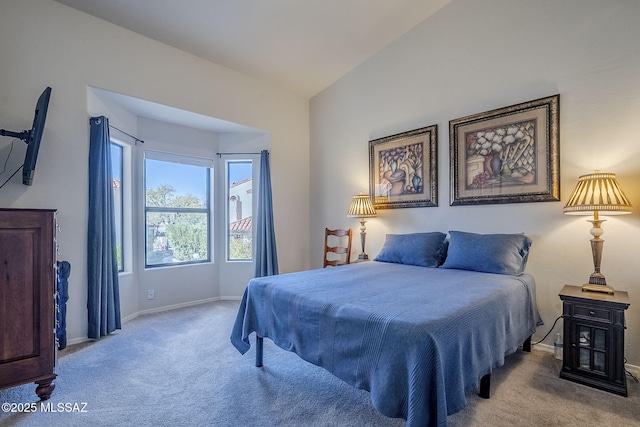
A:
[[230, 261, 541, 426]]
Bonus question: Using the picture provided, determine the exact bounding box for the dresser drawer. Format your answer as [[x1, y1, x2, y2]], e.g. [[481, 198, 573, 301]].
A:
[[573, 303, 612, 323]]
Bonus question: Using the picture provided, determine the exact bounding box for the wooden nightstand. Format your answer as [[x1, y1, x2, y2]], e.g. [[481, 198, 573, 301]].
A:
[[559, 285, 630, 396]]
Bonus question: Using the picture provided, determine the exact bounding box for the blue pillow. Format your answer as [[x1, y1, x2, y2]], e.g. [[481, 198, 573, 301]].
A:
[[374, 232, 447, 267], [440, 231, 532, 275]]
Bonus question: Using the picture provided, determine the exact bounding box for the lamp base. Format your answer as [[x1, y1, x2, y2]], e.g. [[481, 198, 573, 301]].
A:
[[581, 283, 615, 294], [358, 253, 369, 260], [588, 271, 607, 286]]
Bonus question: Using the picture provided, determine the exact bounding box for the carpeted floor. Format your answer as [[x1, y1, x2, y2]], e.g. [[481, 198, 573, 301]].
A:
[[1, 300, 638, 426]]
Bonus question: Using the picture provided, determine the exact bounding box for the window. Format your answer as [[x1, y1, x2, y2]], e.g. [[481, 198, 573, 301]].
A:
[[227, 160, 253, 261], [110, 142, 124, 272], [144, 153, 211, 267]]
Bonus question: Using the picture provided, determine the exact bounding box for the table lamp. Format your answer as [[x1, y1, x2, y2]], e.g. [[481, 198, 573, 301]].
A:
[[563, 171, 632, 293], [347, 193, 377, 260]]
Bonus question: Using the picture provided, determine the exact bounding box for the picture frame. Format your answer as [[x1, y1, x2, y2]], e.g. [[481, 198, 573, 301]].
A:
[[369, 125, 437, 209], [449, 95, 560, 206]]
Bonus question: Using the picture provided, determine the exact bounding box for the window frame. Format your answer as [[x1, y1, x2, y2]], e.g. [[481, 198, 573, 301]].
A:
[[225, 159, 254, 262], [143, 151, 213, 269], [110, 140, 125, 272]]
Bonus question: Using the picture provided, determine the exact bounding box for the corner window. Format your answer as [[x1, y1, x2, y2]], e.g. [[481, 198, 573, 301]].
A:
[[110, 142, 124, 272], [227, 160, 253, 261], [144, 152, 211, 268]]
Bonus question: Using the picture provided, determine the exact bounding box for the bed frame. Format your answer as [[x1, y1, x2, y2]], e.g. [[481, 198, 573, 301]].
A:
[[253, 334, 532, 399]]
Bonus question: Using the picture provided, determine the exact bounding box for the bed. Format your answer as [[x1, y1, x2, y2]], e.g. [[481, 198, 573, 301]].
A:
[[230, 231, 542, 426]]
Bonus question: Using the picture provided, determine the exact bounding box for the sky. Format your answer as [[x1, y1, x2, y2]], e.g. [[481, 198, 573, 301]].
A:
[[143, 158, 252, 198], [110, 144, 122, 181]]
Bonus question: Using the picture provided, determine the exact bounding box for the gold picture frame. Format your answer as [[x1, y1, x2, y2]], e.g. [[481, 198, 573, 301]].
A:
[[449, 95, 560, 206], [369, 125, 438, 209]]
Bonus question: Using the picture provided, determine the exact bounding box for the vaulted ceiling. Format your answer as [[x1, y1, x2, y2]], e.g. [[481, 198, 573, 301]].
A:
[[54, 0, 452, 98]]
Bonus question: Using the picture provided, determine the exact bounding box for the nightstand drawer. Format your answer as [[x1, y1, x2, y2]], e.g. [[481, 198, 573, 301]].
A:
[[573, 304, 612, 323]]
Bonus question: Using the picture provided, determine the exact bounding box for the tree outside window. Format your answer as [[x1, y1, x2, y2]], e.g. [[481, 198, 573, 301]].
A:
[[145, 158, 210, 267]]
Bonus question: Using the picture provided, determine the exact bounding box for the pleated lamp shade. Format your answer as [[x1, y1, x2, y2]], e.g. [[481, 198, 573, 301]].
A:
[[347, 194, 377, 218], [563, 172, 632, 215]]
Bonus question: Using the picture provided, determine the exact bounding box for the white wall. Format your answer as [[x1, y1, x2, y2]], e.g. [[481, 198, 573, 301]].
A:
[[310, 0, 640, 365], [0, 0, 310, 342]]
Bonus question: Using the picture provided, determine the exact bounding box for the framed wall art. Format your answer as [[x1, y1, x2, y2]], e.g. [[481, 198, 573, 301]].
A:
[[369, 125, 437, 209], [449, 94, 560, 206]]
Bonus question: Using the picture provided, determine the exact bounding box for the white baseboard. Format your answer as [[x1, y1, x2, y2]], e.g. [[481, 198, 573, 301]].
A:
[[135, 296, 222, 317], [65, 297, 241, 346], [533, 342, 554, 354], [66, 336, 92, 346]]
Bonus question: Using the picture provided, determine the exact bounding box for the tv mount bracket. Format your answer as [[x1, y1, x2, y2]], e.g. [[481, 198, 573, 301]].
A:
[[0, 128, 31, 142]]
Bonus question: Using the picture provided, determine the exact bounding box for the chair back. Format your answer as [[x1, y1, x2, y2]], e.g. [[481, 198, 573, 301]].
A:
[[323, 228, 352, 267]]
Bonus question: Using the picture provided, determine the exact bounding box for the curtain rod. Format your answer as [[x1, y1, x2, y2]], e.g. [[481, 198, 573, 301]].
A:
[[109, 125, 144, 145], [216, 151, 265, 158]]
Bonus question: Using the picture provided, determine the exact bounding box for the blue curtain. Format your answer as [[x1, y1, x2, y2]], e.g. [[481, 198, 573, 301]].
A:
[[253, 150, 279, 277], [87, 116, 121, 339]]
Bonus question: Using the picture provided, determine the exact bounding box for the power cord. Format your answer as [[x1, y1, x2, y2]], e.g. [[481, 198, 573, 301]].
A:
[[0, 138, 21, 188], [532, 315, 562, 345], [625, 358, 639, 383], [1, 138, 17, 175], [0, 164, 22, 189]]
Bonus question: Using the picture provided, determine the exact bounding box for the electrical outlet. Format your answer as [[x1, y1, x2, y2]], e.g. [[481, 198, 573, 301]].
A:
[[147, 289, 155, 300]]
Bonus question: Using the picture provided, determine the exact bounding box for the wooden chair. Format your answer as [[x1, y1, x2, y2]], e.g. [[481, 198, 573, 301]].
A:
[[323, 228, 352, 267]]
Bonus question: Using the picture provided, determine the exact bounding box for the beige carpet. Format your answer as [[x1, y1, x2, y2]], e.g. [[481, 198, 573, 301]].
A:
[[1, 300, 638, 426], [448, 348, 640, 426]]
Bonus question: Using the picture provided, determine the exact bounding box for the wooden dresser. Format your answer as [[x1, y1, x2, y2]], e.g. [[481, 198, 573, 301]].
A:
[[0, 209, 57, 400]]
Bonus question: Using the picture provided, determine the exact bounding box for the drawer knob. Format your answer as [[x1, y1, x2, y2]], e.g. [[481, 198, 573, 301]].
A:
[[589, 310, 596, 316]]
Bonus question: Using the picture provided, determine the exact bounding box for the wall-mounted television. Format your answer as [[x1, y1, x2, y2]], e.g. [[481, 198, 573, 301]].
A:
[[0, 86, 52, 186]]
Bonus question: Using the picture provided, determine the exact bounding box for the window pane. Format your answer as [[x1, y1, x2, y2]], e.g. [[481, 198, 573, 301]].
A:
[[145, 159, 208, 208], [579, 348, 590, 369], [110, 143, 124, 271], [145, 156, 211, 268], [145, 212, 209, 266], [594, 328, 606, 350], [594, 351, 605, 372], [227, 161, 252, 261], [579, 326, 590, 346]]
